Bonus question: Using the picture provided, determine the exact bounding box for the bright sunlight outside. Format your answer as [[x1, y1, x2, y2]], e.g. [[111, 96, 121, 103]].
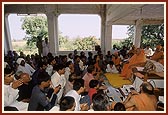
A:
[[8, 14, 128, 54]]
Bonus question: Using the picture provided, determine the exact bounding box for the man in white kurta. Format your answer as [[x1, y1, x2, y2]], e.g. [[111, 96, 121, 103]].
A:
[[106, 64, 119, 73], [64, 61, 74, 81], [42, 38, 50, 56], [51, 66, 66, 103], [64, 67, 71, 81], [16, 58, 35, 76], [4, 83, 28, 111], [144, 45, 153, 57], [46, 58, 56, 76], [65, 79, 88, 111], [65, 89, 81, 111]]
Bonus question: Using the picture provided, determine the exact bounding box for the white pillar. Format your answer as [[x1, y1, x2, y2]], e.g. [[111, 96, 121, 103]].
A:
[[134, 20, 143, 48], [100, 13, 112, 55], [46, 12, 59, 56], [101, 17, 106, 55], [4, 14, 13, 55], [104, 23, 112, 53], [100, 6, 106, 55]]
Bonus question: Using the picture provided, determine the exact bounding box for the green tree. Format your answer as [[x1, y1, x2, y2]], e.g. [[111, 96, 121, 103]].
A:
[[21, 16, 69, 50], [121, 24, 164, 49], [120, 25, 134, 48], [120, 37, 133, 49], [141, 24, 164, 49], [21, 16, 48, 46], [73, 36, 99, 50], [59, 33, 68, 48]]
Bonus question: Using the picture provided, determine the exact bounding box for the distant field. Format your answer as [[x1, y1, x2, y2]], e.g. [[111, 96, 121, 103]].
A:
[[12, 40, 26, 47], [11, 39, 124, 55], [12, 40, 38, 55]]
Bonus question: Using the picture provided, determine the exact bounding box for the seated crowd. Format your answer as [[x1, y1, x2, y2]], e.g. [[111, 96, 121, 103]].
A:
[[4, 44, 164, 111]]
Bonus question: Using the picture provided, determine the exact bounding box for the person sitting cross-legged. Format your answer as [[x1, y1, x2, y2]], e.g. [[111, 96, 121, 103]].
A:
[[106, 61, 119, 73], [121, 48, 146, 80], [88, 79, 100, 103], [4, 68, 28, 111], [65, 79, 89, 111], [16, 73, 34, 103], [16, 58, 35, 76], [28, 71, 61, 111], [123, 82, 157, 111]]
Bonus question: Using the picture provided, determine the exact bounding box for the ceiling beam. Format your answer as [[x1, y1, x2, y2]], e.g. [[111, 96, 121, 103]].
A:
[[106, 4, 146, 24]]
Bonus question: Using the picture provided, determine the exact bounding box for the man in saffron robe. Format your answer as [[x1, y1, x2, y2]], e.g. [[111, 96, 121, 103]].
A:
[[121, 48, 146, 80], [151, 45, 164, 62], [112, 52, 121, 72], [124, 82, 157, 111]]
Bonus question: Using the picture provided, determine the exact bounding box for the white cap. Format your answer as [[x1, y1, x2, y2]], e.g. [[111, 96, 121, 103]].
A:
[[16, 58, 25, 64]]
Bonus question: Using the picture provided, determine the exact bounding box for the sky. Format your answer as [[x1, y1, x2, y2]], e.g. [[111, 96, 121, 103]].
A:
[[8, 14, 128, 40]]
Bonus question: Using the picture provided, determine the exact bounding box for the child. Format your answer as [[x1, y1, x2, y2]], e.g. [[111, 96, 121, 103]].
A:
[[88, 80, 100, 103], [106, 61, 119, 73]]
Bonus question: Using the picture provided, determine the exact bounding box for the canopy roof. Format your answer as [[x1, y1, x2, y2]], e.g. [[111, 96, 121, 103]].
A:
[[4, 3, 164, 25]]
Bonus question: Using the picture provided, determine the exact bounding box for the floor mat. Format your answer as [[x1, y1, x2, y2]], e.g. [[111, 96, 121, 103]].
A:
[[105, 73, 132, 88]]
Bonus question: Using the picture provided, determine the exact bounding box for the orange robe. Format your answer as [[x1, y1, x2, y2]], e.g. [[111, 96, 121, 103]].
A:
[[94, 62, 101, 72], [121, 50, 146, 79], [112, 56, 121, 66], [130, 94, 157, 111], [151, 51, 164, 61], [158, 58, 164, 65]]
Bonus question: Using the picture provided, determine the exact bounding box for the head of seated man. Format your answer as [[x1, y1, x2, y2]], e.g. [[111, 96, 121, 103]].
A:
[[124, 81, 157, 111], [140, 82, 154, 95]]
